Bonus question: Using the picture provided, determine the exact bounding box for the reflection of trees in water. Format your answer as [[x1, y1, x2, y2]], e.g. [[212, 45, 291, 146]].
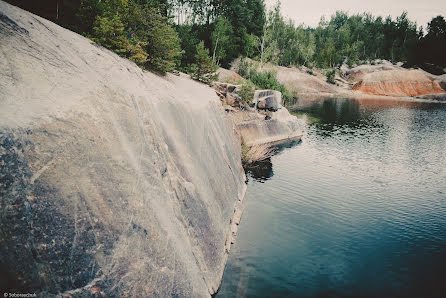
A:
[[297, 97, 445, 140], [298, 98, 379, 136], [244, 140, 302, 183], [313, 98, 361, 125], [244, 158, 273, 183]]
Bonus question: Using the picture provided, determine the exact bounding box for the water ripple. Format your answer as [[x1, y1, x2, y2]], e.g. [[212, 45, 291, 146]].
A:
[[218, 98, 446, 298]]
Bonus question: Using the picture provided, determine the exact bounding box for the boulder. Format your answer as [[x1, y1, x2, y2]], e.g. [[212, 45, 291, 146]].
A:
[[0, 2, 246, 297], [228, 109, 303, 147], [212, 82, 241, 107], [254, 90, 282, 111]]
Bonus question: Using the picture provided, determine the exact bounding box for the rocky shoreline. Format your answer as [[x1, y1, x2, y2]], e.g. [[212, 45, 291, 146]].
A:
[[212, 82, 303, 148], [226, 58, 446, 104], [0, 2, 258, 297], [0, 2, 305, 296]]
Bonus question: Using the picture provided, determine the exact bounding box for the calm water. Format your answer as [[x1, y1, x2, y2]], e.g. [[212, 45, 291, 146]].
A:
[[217, 98, 446, 298]]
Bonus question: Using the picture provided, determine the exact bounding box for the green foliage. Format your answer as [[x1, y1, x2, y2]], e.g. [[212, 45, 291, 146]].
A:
[[238, 58, 251, 78], [77, 0, 106, 34], [238, 59, 294, 102], [11, 0, 446, 76], [239, 82, 256, 105], [176, 25, 200, 69], [190, 41, 218, 82], [74, 0, 183, 73], [144, 16, 183, 73], [211, 17, 235, 66], [326, 69, 336, 84], [254, 6, 431, 69], [422, 16, 446, 67], [174, 0, 265, 68], [93, 13, 130, 55]]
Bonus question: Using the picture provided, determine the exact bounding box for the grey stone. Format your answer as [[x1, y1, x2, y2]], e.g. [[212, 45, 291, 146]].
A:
[[254, 90, 282, 111], [0, 2, 246, 297]]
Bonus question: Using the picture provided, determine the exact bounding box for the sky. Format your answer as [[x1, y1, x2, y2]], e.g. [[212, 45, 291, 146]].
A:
[[265, 0, 446, 31]]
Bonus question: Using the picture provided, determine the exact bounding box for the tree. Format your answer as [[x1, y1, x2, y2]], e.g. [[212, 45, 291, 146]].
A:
[[88, 0, 183, 73], [92, 13, 130, 55], [211, 17, 234, 66], [191, 41, 218, 82], [423, 16, 446, 66]]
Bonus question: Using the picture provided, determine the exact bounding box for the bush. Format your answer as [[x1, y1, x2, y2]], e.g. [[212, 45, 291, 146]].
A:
[[238, 58, 251, 78], [326, 69, 336, 84], [249, 69, 293, 100], [239, 82, 255, 105], [190, 41, 218, 83], [237, 58, 298, 107]]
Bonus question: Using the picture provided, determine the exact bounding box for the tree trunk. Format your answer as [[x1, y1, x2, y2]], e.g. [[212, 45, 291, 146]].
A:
[[260, 26, 266, 69], [213, 36, 219, 64]]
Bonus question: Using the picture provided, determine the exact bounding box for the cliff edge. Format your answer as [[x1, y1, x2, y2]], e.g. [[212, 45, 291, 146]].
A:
[[0, 1, 246, 296]]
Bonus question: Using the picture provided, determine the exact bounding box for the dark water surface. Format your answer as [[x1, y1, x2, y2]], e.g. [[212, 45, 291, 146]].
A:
[[217, 98, 446, 298]]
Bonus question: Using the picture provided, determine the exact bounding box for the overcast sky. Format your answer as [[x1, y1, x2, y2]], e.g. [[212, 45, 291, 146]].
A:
[[265, 0, 446, 31]]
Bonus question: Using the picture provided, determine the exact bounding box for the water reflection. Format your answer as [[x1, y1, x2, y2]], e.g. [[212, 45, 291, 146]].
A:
[[218, 97, 446, 298], [244, 158, 273, 183], [244, 140, 302, 183]]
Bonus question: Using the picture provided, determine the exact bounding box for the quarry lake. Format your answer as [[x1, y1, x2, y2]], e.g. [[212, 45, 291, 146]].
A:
[[217, 98, 446, 298]]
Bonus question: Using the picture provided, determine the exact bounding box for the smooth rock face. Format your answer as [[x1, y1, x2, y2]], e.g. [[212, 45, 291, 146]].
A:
[[0, 1, 246, 297], [345, 62, 404, 82], [352, 69, 446, 97]]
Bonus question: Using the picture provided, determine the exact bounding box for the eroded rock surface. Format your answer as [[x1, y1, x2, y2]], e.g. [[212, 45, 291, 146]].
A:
[[0, 1, 246, 297], [229, 58, 446, 101], [353, 69, 446, 97]]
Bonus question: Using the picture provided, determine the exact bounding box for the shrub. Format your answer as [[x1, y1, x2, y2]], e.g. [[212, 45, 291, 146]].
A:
[[249, 69, 294, 100], [237, 58, 298, 107], [190, 41, 218, 83], [238, 58, 251, 78], [239, 82, 255, 105], [326, 69, 336, 84]]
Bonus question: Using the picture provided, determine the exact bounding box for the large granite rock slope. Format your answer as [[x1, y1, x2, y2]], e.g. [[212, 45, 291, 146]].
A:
[[0, 1, 246, 296]]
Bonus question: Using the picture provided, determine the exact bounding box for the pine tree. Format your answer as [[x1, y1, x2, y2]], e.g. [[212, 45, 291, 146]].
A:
[[191, 41, 218, 82]]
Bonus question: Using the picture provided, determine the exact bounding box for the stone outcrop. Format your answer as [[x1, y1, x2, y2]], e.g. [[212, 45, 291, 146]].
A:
[[211, 81, 303, 147], [254, 90, 282, 111], [229, 58, 446, 102], [344, 61, 404, 82], [0, 1, 246, 297], [229, 108, 302, 147], [352, 69, 446, 97], [213, 82, 242, 107], [231, 58, 349, 99]]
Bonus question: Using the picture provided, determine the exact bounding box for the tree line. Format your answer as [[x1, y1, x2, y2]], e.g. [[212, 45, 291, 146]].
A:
[[5, 0, 446, 74]]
